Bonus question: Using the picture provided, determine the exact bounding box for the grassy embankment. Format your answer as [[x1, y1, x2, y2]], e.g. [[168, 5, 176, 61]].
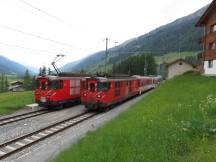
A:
[[0, 91, 34, 115], [54, 73, 216, 162]]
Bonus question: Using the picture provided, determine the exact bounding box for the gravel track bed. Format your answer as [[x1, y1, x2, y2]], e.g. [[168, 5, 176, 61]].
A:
[[0, 106, 43, 120], [1, 92, 151, 162], [0, 105, 86, 144]]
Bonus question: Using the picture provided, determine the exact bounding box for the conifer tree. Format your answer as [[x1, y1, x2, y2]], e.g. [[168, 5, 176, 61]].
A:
[[0, 73, 4, 93], [4, 76, 9, 92], [23, 70, 32, 90]]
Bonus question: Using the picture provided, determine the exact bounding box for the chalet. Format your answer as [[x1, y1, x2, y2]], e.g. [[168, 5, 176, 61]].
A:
[[196, 0, 216, 75], [166, 59, 195, 79], [8, 81, 24, 92]]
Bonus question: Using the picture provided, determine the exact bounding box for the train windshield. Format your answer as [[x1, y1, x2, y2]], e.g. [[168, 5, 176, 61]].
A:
[[35, 80, 40, 89], [98, 82, 110, 92], [48, 80, 63, 90], [41, 81, 46, 90]]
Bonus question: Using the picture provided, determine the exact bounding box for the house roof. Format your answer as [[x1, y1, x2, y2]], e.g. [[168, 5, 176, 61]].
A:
[[10, 81, 23, 85], [165, 58, 195, 68], [196, 0, 216, 26]]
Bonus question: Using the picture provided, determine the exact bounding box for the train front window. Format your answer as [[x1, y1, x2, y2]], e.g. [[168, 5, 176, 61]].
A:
[[90, 83, 95, 92], [41, 81, 46, 90], [35, 80, 39, 89], [48, 80, 63, 90], [98, 82, 110, 92]]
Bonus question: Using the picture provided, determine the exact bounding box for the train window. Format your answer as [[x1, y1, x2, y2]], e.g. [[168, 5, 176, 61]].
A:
[[41, 81, 46, 90], [90, 83, 95, 92], [70, 80, 75, 87], [76, 88, 80, 94], [76, 80, 80, 86], [48, 80, 59, 90], [98, 82, 110, 92], [70, 88, 74, 95]]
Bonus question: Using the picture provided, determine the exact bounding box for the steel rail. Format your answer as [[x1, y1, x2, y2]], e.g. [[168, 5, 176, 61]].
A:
[[0, 110, 50, 127], [0, 111, 98, 160]]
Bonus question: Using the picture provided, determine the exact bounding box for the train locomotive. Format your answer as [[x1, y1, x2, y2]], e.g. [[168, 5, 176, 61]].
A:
[[34, 73, 89, 108], [81, 74, 155, 111]]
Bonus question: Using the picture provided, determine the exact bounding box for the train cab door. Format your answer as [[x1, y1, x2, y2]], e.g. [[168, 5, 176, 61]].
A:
[[125, 81, 129, 96], [88, 80, 97, 98], [114, 81, 120, 98]]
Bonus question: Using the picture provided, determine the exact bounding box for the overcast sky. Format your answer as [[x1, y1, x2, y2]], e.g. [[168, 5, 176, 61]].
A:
[[0, 0, 212, 70]]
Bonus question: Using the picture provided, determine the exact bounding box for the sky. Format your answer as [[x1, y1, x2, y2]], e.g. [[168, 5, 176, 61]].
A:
[[0, 0, 212, 70]]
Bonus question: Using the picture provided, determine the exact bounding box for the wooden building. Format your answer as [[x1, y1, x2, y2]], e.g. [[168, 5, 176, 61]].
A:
[[166, 59, 195, 79], [8, 81, 24, 92], [196, 0, 216, 75]]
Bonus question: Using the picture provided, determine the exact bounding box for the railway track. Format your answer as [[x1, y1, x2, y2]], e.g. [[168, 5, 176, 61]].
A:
[[0, 111, 98, 160], [0, 110, 50, 127]]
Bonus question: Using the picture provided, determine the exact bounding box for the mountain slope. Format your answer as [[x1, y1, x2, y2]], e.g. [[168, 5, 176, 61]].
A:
[[0, 55, 32, 76], [63, 5, 207, 73]]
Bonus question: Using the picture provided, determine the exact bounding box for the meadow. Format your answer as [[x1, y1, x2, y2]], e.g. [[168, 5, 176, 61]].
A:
[[53, 73, 216, 162], [0, 91, 34, 115]]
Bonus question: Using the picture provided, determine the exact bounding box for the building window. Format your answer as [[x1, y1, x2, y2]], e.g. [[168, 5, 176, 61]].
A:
[[211, 24, 216, 32], [208, 60, 213, 68], [207, 42, 216, 50]]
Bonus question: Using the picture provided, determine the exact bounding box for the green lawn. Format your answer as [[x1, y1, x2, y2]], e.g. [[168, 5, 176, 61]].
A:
[[53, 73, 216, 162], [0, 91, 34, 115]]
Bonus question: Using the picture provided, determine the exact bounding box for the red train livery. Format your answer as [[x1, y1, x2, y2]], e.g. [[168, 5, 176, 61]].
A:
[[81, 75, 155, 111], [34, 73, 89, 108]]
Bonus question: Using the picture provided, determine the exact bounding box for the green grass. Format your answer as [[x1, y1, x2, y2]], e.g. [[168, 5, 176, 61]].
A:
[[155, 51, 197, 64], [0, 91, 34, 115], [53, 73, 216, 162]]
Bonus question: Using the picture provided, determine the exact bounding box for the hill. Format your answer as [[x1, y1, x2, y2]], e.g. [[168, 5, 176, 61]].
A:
[[54, 73, 216, 162], [0, 55, 33, 76], [62, 5, 207, 73]]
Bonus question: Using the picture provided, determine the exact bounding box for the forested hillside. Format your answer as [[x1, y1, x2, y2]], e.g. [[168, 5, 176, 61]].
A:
[[62, 5, 207, 73], [0, 55, 32, 76]]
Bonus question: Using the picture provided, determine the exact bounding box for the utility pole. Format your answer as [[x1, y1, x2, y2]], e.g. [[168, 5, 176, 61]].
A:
[[104, 38, 109, 73], [178, 34, 181, 58]]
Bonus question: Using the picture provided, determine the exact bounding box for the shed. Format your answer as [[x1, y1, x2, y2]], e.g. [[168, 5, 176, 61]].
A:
[[166, 59, 195, 79]]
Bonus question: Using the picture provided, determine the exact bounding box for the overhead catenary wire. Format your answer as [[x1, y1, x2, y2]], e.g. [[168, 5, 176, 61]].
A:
[[2, 0, 97, 53], [3, 0, 61, 25], [18, 0, 64, 23], [0, 24, 89, 51], [0, 42, 55, 56], [17, 0, 77, 29]]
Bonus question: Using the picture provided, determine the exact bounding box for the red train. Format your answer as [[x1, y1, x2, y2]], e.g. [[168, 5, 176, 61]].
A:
[[81, 74, 155, 111], [34, 73, 89, 108], [34, 73, 160, 110]]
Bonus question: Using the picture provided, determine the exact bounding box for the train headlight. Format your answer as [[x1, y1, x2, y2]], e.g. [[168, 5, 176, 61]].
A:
[[40, 97, 46, 103], [96, 94, 101, 98]]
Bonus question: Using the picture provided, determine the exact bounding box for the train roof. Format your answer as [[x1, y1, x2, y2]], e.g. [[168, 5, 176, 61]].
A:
[[87, 76, 138, 82], [36, 75, 90, 81]]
